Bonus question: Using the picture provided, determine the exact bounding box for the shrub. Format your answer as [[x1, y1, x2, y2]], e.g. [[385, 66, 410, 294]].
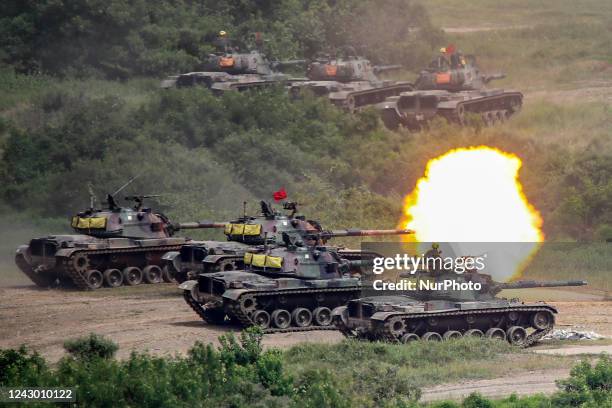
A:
[[63, 333, 118, 361]]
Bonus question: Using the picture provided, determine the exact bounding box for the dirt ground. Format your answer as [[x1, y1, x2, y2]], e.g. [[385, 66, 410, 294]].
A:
[[0, 284, 344, 362], [0, 284, 609, 364]]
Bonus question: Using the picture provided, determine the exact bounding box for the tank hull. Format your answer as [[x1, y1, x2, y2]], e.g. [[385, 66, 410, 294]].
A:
[[163, 240, 253, 283], [291, 81, 413, 112], [378, 89, 523, 130], [181, 271, 362, 333], [15, 235, 186, 290]]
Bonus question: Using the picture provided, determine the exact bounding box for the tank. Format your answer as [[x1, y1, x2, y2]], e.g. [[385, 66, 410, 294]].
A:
[[377, 47, 522, 130], [14, 194, 225, 290], [332, 264, 587, 346], [162, 201, 326, 283], [161, 33, 305, 93], [179, 228, 415, 332], [289, 47, 413, 112]]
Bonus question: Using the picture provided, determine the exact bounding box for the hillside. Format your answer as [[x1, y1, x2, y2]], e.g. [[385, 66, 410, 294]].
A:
[[0, 0, 610, 276]]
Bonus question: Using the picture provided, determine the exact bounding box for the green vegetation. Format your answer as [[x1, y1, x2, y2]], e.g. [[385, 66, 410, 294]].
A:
[[1, 331, 609, 407], [0, 0, 441, 79], [0, 1, 609, 250]]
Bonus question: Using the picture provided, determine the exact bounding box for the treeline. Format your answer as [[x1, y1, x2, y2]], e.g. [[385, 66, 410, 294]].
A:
[[0, 78, 610, 239], [1, 331, 610, 407], [0, 0, 443, 79]]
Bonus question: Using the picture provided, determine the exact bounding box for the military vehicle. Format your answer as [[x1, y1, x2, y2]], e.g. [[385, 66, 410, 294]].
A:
[[377, 46, 523, 130], [332, 266, 587, 346], [15, 194, 225, 290], [163, 201, 325, 283], [289, 47, 413, 112], [179, 228, 415, 332], [161, 32, 304, 93]]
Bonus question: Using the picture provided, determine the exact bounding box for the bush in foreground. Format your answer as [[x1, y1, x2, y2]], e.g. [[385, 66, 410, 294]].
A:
[[0, 332, 610, 407]]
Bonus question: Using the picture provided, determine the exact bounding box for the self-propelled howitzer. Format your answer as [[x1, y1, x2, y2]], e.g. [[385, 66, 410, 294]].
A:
[[15, 194, 226, 290], [179, 228, 415, 333]]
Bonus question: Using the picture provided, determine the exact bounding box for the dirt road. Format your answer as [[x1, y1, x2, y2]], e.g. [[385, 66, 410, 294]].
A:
[[0, 285, 609, 363], [421, 368, 569, 402]]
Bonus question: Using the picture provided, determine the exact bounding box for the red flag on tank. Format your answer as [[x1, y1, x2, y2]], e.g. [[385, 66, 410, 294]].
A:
[[445, 44, 456, 54], [273, 188, 287, 201]]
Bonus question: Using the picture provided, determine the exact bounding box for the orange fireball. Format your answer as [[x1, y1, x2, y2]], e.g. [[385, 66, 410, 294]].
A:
[[399, 146, 544, 279]]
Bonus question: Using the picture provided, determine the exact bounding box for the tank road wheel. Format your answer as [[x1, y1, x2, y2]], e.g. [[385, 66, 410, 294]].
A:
[[531, 311, 554, 330], [103, 268, 123, 288], [72, 253, 90, 274], [251, 310, 271, 329], [239, 296, 257, 317], [388, 317, 407, 340], [456, 105, 466, 125], [162, 265, 176, 283], [507, 326, 527, 346], [422, 332, 442, 341], [443, 331, 463, 340], [496, 111, 505, 123], [292, 308, 313, 328], [85, 269, 103, 290], [271, 309, 291, 329], [143, 265, 163, 284], [123, 267, 143, 286], [313, 307, 332, 326], [346, 96, 356, 113], [464, 329, 484, 338], [485, 328, 507, 341], [400, 333, 420, 343], [507, 311, 520, 323]]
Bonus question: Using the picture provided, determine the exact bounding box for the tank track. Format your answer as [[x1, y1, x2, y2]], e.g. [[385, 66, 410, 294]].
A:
[[184, 286, 361, 334], [15, 254, 57, 287], [61, 245, 182, 290], [333, 84, 414, 112], [441, 92, 523, 124], [183, 290, 218, 324], [377, 306, 554, 348]]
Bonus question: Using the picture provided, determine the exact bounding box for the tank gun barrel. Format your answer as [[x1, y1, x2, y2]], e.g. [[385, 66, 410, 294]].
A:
[[173, 222, 227, 230], [483, 73, 505, 83], [496, 280, 587, 290], [374, 64, 403, 74], [272, 59, 307, 69], [320, 228, 415, 239]]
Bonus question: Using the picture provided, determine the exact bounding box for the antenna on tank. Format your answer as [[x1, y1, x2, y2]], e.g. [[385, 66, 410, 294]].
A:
[[87, 182, 97, 210], [112, 173, 141, 197], [243, 201, 247, 219]]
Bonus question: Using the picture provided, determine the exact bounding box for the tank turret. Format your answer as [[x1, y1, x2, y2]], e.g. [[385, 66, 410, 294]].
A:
[[414, 47, 504, 92], [163, 200, 326, 282]]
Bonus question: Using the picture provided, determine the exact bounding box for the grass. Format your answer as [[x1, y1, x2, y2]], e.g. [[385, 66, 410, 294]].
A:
[[283, 338, 585, 392], [425, 0, 612, 28], [520, 243, 612, 293]]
